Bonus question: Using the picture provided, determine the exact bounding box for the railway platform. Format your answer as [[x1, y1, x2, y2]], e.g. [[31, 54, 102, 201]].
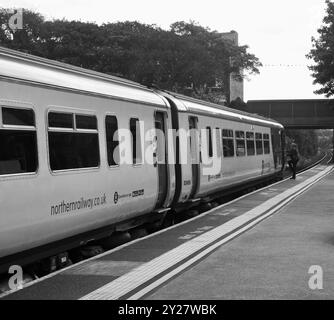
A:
[[149, 165, 334, 300], [1, 162, 333, 300]]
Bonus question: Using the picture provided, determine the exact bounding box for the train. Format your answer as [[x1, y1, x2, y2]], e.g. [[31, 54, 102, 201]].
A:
[[0, 46, 285, 274]]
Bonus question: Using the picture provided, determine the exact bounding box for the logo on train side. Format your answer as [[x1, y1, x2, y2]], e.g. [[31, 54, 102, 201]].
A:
[[114, 192, 119, 204], [50, 194, 107, 216], [113, 189, 145, 203], [208, 174, 221, 181], [113, 191, 134, 204], [132, 189, 144, 197]]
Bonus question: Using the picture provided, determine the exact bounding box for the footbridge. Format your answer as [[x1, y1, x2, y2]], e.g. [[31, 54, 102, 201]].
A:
[[246, 99, 334, 129]]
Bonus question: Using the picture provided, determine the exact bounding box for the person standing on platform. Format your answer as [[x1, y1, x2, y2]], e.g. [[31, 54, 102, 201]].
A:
[[287, 142, 300, 180]]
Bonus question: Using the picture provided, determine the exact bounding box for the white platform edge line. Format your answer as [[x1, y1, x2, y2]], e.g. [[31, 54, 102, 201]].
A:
[[127, 165, 333, 299]]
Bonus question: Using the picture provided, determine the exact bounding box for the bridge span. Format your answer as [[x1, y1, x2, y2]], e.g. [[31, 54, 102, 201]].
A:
[[246, 99, 334, 129]]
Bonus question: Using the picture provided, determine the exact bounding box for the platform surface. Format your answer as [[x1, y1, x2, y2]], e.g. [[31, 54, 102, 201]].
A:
[[148, 169, 334, 300], [1, 163, 333, 300]]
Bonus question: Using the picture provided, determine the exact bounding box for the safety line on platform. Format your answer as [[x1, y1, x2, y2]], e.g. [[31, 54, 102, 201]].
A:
[[79, 165, 333, 300], [127, 164, 333, 300]]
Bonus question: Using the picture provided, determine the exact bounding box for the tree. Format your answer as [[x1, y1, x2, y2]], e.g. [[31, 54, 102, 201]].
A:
[[0, 11, 262, 104], [317, 129, 333, 151], [0, 9, 44, 54], [307, 0, 334, 97], [285, 129, 318, 158], [37, 19, 104, 69], [169, 21, 262, 102]]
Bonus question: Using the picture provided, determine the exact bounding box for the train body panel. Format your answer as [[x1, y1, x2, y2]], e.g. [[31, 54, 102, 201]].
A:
[[196, 118, 275, 198], [0, 78, 171, 258], [160, 92, 283, 203], [0, 46, 165, 107], [175, 111, 194, 202], [0, 47, 285, 266]]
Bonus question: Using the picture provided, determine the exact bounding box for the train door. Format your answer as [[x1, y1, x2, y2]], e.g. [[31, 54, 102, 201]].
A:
[[154, 112, 168, 209], [271, 127, 284, 170], [189, 116, 200, 198]]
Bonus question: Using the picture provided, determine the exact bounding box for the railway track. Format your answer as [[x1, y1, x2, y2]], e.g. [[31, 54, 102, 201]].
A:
[[284, 152, 331, 178]]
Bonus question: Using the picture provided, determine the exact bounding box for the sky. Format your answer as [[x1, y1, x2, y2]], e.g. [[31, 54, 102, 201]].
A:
[[1, 0, 329, 101]]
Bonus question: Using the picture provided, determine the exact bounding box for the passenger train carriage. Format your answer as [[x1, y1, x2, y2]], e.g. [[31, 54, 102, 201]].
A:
[[0, 47, 284, 273]]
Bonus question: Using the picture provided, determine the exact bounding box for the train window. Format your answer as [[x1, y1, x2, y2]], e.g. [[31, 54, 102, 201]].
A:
[[49, 133, 99, 170], [206, 127, 213, 158], [235, 131, 245, 139], [215, 128, 221, 154], [235, 131, 246, 157], [0, 107, 38, 175], [246, 132, 255, 156], [2, 107, 35, 126], [76, 115, 97, 130], [256, 133, 263, 155], [263, 133, 270, 154], [222, 129, 234, 157], [48, 112, 99, 171], [130, 118, 142, 165], [48, 112, 73, 129], [106, 115, 119, 166]]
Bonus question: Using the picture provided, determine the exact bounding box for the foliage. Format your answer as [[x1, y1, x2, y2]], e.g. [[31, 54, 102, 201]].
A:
[[0, 9, 44, 53], [0, 10, 262, 104], [307, 0, 334, 97], [285, 129, 319, 158], [317, 129, 333, 151]]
